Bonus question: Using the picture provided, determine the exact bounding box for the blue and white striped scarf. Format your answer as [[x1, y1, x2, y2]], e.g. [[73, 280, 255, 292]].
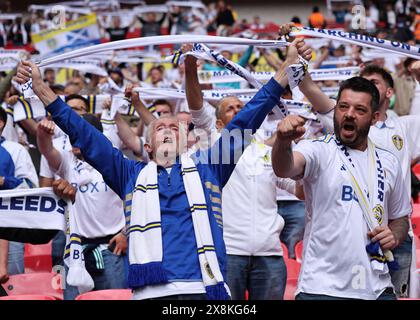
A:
[[128, 155, 230, 299]]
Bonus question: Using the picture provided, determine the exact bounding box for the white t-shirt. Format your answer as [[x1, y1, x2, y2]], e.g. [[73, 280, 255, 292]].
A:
[[40, 120, 123, 179], [56, 151, 125, 239], [293, 137, 411, 299], [223, 140, 285, 256]]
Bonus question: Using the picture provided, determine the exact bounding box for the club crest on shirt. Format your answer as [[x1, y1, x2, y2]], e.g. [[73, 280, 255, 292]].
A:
[[373, 204, 384, 225], [392, 135, 403, 151], [204, 262, 215, 279]]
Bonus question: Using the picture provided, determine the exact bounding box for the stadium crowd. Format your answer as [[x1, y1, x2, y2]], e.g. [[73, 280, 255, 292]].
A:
[[0, 0, 420, 301]]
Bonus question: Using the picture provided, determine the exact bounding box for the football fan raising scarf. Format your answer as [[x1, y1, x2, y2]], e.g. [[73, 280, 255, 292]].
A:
[[128, 155, 230, 299], [334, 136, 398, 273]]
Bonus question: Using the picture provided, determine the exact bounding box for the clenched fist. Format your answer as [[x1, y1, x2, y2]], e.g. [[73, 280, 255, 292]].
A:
[[276, 115, 306, 143], [52, 179, 77, 203], [37, 118, 55, 137]]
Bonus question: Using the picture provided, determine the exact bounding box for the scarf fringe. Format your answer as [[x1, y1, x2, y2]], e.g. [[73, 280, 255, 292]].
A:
[[205, 282, 230, 300], [128, 262, 168, 289], [366, 241, 400, 271], [366, 241, 380, 255]]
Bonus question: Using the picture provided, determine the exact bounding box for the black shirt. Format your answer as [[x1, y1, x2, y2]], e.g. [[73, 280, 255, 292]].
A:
[[105, 27, 129, 42]]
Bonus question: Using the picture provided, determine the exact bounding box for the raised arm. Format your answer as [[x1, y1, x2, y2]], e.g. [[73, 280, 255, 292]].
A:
[[14, 61, 140, 198], [129, 85, 157, 126], [272, 114, 307, 179], [200, 40, 309, 187], [115, 112, 142, 155], [36, 118, 62, 171], [184, 49, 203, 111], [279, 24, 336, 114], [298, 73, 336, 113]]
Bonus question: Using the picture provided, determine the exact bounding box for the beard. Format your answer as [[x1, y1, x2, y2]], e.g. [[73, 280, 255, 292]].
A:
[[333, 113, 371, 149]]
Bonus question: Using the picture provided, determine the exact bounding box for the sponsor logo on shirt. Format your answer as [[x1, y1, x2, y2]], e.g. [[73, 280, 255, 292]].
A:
[[70, 181, 109, 193]]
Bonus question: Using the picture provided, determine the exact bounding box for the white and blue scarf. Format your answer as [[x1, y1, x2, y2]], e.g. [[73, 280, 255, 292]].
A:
[[335, 136, 398, 272], [128, 155, 230, 299]]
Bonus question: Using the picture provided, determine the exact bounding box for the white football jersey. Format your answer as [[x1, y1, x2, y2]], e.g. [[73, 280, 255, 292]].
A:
[[56, 151, 125, 239], [293, 135, 411, 299]]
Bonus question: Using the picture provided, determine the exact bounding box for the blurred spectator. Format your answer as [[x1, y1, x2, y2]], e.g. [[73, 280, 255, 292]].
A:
[[393, 58, 418, 116], [43, 68, 56, 87], [0, 21, 6, 47], [237, 18, 250, 32], [365, 8, 378, 34], [147, 65, 170, 88], [138, 12, 167, 38], [308, 6, 326, 29], [168, 6, 190, 35], [367, 0, 379, 26], [1, 0, 12, 13], [386, 3, 397, 29], [216, 0, 235, 36], [109, 68, 125, 88], [8, 17, 28, 46], [332, 3, 347, 25], [29, 13, 41, 34], [406, 58, 420, 115], [395, 0, 414, 15], [103, 16, 130, 42], [414, 8, 420, 43], [291, 16, 303, 28], [189, 10, 208, 35], [395, 11, 414, 42], [205, 2, 218, 33], [250, 16, 265, 31]]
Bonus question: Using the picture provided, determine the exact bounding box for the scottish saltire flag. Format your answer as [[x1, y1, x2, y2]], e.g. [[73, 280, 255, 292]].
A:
[[31, 14, 101, 56]]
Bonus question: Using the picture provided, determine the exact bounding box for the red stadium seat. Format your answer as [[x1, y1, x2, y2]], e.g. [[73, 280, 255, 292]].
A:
[[1, 272, 63, 300], [284, 257, 301, 280], [24, 241, 52, 273], [295, 241, 303, 263], [75, 289, 132, 300], [413, 164, 420, 180], [284, 278, 297, 300], [414, 236, 420, 269], [412, 204, 420, 238], [0, 294, 57, 300]]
